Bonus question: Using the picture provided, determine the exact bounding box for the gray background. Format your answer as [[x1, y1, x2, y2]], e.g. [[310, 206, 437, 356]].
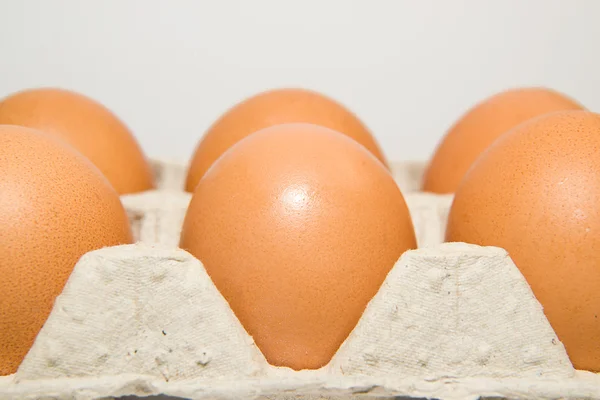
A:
[[1, 0, 599, 164]]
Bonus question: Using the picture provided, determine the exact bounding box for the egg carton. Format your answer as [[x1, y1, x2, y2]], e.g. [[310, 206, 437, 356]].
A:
[[1, 160, 599, 400]]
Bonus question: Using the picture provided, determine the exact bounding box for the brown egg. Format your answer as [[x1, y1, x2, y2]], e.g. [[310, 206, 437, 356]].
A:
[[0, 88, 155, 194], [185, 88, 387, 192], [445, 110, 600, 371], [423, 87, 584, 193], [0, 125, 133, 375], [180, 123, 415, 370]]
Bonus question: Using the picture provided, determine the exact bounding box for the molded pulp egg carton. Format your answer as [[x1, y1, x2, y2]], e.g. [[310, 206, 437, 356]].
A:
[[1, 160, 599, 400]]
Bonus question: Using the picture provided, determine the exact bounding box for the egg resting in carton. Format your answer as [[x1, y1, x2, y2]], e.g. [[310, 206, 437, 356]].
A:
[[1, 160, 599, 400]]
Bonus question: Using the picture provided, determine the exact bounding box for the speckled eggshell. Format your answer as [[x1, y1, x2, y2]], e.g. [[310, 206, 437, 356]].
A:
[[423, 87, 583, 193], [0, 125, 133, 376], [0, 88, 155, 194], [180, 123, 416, 370], [185, 88, 387, 192], [445, 110, 600, 372]]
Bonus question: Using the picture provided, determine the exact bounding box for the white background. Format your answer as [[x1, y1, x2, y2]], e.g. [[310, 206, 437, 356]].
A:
[[1, 0, 599, 164]]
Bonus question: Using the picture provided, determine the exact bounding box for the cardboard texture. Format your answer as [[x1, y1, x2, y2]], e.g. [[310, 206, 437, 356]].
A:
[[1, 160, 599, 400]]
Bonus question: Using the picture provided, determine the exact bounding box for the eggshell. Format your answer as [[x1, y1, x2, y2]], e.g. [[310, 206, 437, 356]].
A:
[[185, 88, 387, 192], [445, 110, 600, 371], [0, 125, 133, 376], [180, 123, 416, 370], [423, 87, 583, 193], [0, 88, 155, 194]]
